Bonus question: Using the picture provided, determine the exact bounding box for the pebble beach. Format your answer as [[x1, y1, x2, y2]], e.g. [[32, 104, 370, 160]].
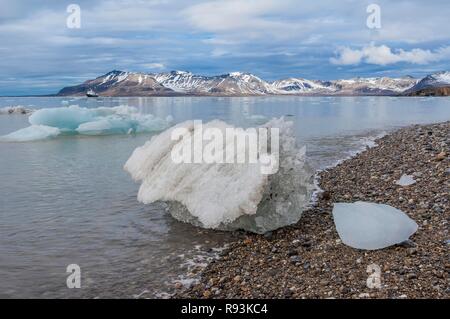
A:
[[178, 121, 449, 299]]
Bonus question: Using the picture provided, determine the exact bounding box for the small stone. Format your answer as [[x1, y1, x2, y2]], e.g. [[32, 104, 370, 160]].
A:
[[283, 289, 293, 297], [203, 290, 211, 298], [406, 273, 417, 280], [233, 275, 241, 282], [320, 279, 329, 285], [287, 249, 298, 256], [290, 255, 301, 263], [436, 151, 446, 161], [174, 282, 183, 289], [321, 191, 331, 201], [358, 293, 370, 298], [433, 205, 443, 213], [343, 287, 351, 294], [398, 239, 416, 248], [302, 241, 313, 248]]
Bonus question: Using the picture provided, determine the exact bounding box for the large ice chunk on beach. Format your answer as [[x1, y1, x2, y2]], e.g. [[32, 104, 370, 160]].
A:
[[124, 117, 315, 233], [332, 201, 418, 250], [0, 105, 172, 142]]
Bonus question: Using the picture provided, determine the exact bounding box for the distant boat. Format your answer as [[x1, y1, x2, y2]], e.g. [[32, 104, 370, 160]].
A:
[[86, 89, 99, 97]]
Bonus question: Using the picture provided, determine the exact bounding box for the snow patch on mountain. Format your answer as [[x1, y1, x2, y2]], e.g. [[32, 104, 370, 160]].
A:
[[434, 71, 450, 83], [272, 78, 335, 94]]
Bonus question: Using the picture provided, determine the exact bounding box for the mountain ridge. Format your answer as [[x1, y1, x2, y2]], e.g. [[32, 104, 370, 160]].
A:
[[57, 70, 450, 97]]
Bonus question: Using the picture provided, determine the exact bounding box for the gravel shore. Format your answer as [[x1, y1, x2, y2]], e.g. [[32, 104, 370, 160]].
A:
[[178, 121, 449, 299]]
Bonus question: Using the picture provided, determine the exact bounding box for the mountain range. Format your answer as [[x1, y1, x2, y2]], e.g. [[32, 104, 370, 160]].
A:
[[57, 70, 450, 97]]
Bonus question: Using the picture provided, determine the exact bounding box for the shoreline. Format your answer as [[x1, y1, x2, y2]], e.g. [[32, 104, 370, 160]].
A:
[[177, 121, 449, 299]]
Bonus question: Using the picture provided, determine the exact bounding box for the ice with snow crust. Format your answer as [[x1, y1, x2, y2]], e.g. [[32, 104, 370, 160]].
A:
[[124, 117, 315, 234]]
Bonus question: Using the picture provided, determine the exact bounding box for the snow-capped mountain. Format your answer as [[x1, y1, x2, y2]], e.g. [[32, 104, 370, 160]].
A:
[[58, 70, 172, 96], [153, 71, 208, 93], [153, 71, 274, 95], [404, 71, 450, 96], [405, 71, 450, 92], [332, 77, 418, 95], [57, 70, 449, 96], [271, 78, 336, 94]]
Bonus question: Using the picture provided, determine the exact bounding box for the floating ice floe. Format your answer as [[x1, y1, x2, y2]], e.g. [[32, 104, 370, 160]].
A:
[[0, 106, 33, 115], [332, 201, 418, 250], [0, 105, 172, 142], [0, 125, 60, 142], [396, 174, 416, 186], [124, 117, 315, 233]]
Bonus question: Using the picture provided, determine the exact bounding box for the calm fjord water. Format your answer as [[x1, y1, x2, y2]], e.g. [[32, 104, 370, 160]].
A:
[[0, 96, 449, 298]]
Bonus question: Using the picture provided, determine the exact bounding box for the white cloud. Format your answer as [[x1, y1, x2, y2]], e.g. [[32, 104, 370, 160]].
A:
[[184, 0, 281, 32], [141, 63, 165, 70], [183, 0, 309, 40], [331, 44, 450, 65], [330, 47, 364, 65]]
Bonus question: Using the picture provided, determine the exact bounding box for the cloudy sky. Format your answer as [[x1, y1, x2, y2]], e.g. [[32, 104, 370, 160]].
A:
[[1, 0, 449, 95]]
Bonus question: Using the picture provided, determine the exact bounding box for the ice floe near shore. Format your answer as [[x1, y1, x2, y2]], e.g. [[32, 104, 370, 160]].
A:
[[124, 117, 315, 233], [332, 201, 418, 250], [0, 105, 172, 142]]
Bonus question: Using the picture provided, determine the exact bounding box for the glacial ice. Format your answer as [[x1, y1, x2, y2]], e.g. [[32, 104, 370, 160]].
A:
[[332, 201, 418, 250], [29, 105, 99, 130], [124, 117, 315, 233], [0, 105, 172, 142], [0, 125, 60, 142], [396, 174, 416, 186]]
